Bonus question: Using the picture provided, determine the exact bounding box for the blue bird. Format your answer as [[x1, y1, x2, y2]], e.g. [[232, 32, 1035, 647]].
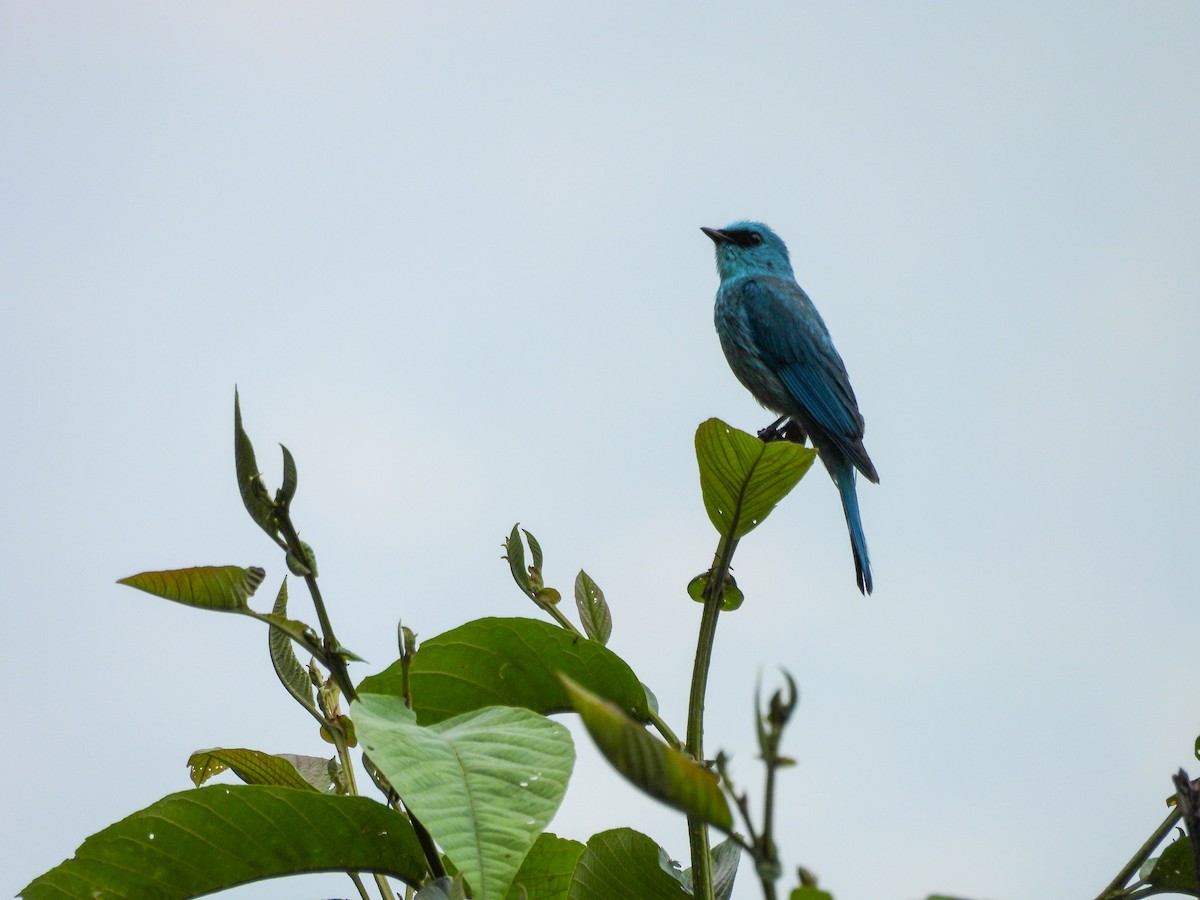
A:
[[703, 221, 878, 594]]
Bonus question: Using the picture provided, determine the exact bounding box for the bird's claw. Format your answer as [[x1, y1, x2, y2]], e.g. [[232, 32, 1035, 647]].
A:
[[757, 417, 807, 445]]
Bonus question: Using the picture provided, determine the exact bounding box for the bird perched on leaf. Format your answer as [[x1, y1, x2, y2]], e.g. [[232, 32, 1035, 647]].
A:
[[702, 221, 878, 594]]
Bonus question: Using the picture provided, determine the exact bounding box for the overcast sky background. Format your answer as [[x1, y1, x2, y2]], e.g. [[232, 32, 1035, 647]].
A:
[[4, 4, 1200, 899]]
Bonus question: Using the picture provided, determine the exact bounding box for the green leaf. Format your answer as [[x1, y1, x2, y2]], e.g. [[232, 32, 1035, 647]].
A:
[[525, 528, 544, 573], [187, 748, 317, 791], [506, 833, 585, 900], [234, 389, 280, 541], [354, 695, 574, 900], [574, 570, 612, 645], [561, 675, 732, 830], [504, 524, 535, 596], [1145, 833, 1199, 893], [790, 889, 834, 900], [277, 443, 298, 507], [687, 572, 744, 612], [660, 836, 741, 899], [567, 828, 691, 900], [267, 579, 317, 713], [358, 617, 649, 725], [695, 418, 816, 539], [117, 565, 265, 612], [18, 785, 432, 899], [704, 836, 741, 900]]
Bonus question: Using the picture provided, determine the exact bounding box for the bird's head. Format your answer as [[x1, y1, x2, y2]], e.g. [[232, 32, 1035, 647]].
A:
[[701, 221, 794, 281]]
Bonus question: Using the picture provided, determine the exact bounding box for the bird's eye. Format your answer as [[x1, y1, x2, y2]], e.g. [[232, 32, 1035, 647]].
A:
[[748, 232, 764, 245]]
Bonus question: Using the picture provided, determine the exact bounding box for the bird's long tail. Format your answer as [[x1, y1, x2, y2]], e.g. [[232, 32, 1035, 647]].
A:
[[835, 466, 873, 595]]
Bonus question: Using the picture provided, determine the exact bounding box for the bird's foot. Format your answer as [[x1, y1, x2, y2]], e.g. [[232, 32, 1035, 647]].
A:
[[758, 417, 808, 445]]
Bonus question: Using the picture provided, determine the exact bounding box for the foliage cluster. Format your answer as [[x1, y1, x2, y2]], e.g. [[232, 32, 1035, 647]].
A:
[[19, 394, 1200, 900]]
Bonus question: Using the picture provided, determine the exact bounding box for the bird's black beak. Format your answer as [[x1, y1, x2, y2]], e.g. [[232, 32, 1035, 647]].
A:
[[701, 226, 732, 245]]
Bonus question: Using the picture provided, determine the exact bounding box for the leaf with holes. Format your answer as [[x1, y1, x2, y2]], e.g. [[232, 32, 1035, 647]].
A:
[[187, 748, 316, 791], [574, 570, 611, 645], [18, 785, 431, 899], [695, 418, 815, 539]]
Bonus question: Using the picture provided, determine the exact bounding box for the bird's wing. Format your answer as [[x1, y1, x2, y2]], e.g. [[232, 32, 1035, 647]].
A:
[[740, 277, 870, 463]]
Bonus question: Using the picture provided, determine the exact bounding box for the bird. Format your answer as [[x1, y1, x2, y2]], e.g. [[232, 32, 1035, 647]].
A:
[[702, 221, 878, 594]]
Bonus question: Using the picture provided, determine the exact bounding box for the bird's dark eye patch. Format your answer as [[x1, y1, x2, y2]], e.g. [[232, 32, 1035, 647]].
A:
[[727, 230, 765, 248]]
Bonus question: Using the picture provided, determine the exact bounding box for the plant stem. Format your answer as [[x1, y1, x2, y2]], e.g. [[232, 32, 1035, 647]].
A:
[[348, 871, 371, 900], [685, 534, 740, 900], [336, 731, 398, 900], [539, 598, 582, 634], [757, 757, 779, 900], [276, 511, 357, 703], [274, 510, 445, 884], [1095, 807, 1181, 899], [648, 708, 683, 748]]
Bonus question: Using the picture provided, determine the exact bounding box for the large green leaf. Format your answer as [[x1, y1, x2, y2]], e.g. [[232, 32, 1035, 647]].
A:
[[567, 828, 691, 900], [561, 676, 731, 831], [19, 785, 431, 899], [354, 694, 574, 900], [358, 617, 648, 725], [694, 418, 815, 539], [117, 565, 265, 613], [505, 832, 586, 900]]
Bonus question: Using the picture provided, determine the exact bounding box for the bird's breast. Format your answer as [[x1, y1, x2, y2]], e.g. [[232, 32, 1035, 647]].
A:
[[714, 289, 795, 415]]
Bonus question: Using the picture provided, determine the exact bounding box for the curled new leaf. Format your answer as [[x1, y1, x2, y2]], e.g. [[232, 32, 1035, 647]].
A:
[[503, 524, 535, 597], [560, 675, 732, 831], [117, 565, 265, 613], [267, 579, 317, 714], [695, 418, 816, 540], [234, 390, 280, 542], [277, 444, 298, 508], [525, 529, 544, 573]]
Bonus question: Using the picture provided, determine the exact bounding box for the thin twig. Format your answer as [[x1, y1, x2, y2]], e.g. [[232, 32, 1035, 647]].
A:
[[1095, 806, 1182, 899]]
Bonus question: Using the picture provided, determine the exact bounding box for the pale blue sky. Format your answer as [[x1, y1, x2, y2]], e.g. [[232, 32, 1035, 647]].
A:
[[4, 4, 1200, 899]]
